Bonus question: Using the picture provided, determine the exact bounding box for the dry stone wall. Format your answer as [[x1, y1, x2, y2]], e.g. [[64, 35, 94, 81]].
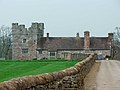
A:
[[112, 45, 120, 60], [0, 54, 97, 90]]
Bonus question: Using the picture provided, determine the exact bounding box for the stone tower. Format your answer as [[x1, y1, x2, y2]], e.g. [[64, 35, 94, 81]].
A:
[[12, 22, 44, 60]]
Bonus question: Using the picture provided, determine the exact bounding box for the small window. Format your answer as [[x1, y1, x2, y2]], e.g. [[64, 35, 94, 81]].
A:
[[39, 50, 42, 54], [50, 52, 55, 56], [22, 48, 28, 54], [23, 39, 26, 43]]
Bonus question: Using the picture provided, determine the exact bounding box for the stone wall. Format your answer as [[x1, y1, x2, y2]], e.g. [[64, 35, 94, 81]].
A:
[[113, 45, 120, 60], [71, 53, 90, 60], [0, 54, 97, 90]]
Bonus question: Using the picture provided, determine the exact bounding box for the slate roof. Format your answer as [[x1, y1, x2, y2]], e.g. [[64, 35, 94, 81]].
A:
[[37, 37, 110, 51], [90, 37, 110, 50]]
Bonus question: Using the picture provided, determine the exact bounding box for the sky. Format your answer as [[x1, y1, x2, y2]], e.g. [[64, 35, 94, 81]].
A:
[[0, 0, 120, 37]]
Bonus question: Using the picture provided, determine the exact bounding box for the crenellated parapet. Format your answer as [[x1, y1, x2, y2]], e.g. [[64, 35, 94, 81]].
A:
[[12, 22, 44, 36]]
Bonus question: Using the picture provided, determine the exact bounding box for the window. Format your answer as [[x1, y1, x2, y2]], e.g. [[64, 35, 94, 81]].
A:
[[50, 52, 55, 56], [23, 39, 26, 43], [39, 50, 42, 54], [22, 48, 28, 54]]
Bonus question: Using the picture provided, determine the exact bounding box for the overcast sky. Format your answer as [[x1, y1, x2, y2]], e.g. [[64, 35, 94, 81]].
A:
[[0, 0, 120, 37]]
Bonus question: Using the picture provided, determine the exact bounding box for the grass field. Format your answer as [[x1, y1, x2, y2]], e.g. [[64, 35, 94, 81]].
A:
[[0, 60, 80, 82]]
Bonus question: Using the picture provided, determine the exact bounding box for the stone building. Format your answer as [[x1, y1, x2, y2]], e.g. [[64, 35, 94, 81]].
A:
[[12, 22, 113, 60]]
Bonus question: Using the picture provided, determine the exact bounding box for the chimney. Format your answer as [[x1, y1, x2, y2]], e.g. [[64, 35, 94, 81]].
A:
[[108, 33, 113, 39], [47, 33, 49, 38], [84, 31, 90, 49], [76, 33, 79, 37], [108, 33, 113, 43]]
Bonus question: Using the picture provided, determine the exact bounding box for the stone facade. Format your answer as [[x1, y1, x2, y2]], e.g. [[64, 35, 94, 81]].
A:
[[12, 22, 113, 60], [12, 23, 44, 60]]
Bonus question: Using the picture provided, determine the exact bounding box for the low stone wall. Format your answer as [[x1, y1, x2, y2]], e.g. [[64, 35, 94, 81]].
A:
[[0, 53, 97, 90], [71, 53, 90, 60], [113, 46, 120, 60]]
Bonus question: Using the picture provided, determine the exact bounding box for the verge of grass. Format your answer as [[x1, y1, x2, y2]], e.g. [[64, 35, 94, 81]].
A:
[[0, 60, 80, 82]]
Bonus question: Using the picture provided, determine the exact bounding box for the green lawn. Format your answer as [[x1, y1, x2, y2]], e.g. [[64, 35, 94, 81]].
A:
[[0, 60, 80, 82]]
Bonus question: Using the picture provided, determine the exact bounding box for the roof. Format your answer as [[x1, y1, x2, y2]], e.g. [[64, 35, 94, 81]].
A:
[[37, 37, 110, 51], [90, 37, 110, 49]]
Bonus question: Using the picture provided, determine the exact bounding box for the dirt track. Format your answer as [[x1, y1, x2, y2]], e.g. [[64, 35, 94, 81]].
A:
[[85, 60, 120, 90]]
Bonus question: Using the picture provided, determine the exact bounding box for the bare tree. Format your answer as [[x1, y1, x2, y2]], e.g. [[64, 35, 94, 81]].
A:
[[0, 25, 12, 59], [113, 27, 120, 46]]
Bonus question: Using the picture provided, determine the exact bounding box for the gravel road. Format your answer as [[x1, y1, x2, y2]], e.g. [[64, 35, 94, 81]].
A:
[[96, 60, 120, 90], [84, 60, 120, 90]]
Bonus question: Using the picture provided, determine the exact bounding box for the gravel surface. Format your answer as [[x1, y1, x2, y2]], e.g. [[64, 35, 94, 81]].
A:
[[96, 60, 120, 90], [84, 60, 120, 90], [84, 61, 101, 90]]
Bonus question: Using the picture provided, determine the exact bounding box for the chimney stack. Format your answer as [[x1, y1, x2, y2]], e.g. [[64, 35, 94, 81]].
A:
[[47, 33, 49, 38], [76, 33, 79, 37], [108, 33, 113, 39], [108, 33, 113, 43], [84, 31, 90, 50]]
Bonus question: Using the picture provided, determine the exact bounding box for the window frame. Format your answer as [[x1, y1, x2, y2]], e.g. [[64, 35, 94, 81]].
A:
[[23, 39, 27, 43], [50, 52, 56, 56], [22, 48, 28, 54]]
